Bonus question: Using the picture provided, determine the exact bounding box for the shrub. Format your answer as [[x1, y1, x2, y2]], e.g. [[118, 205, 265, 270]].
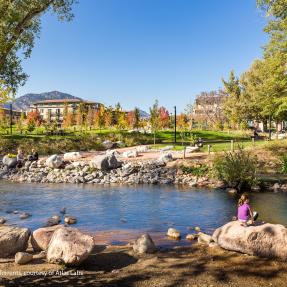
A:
[[180, 164, 209, 177], [281, 155, 287, 174], [212, 148, 258, 191]]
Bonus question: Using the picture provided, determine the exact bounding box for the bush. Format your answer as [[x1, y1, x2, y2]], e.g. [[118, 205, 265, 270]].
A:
[[212, 148, 258, 191], [180, 164, 209, 177], [281, 155, 287, 174]]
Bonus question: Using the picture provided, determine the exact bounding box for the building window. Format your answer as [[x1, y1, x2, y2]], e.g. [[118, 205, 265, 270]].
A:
[[40, 109, 44, 114]]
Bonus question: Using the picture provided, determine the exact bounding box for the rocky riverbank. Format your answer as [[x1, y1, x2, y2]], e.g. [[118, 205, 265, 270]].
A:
[[0, 150, 220, 188]]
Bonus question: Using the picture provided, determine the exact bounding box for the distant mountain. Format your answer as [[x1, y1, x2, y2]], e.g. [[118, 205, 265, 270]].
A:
[[139, 109, 150, 119], [3, 91, 82, 111]]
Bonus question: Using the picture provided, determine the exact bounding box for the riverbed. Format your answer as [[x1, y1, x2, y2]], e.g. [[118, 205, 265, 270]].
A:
[[0, 182, 286, 245]]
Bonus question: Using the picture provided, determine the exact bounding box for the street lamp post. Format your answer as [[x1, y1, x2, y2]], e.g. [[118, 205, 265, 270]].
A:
[[174, 106, 177, 144]]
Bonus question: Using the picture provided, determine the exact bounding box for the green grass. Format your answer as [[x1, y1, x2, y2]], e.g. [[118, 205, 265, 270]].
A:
[[0, 127, 263, 155]]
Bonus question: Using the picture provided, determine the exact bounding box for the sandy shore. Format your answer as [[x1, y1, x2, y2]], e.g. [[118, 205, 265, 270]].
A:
[[1, 243, 287, 287]]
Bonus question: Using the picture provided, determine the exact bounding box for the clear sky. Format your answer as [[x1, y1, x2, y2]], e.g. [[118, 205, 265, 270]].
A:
[[17, 0, 268, 112]]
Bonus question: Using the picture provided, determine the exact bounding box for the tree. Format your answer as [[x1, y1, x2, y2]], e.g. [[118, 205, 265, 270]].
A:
[[94, 105, 105, 130], [0, 0, 76, 94], [104, 107, 113, 129], [177, 113, 188, 146], [257, 0, 287, 57], [16, 111, 26, 133], [26, 110, 41, 127], [127, 108, 140, 130], [86, 106, 95, 127], [149, 100, 160, 145], [0, 108, 8, 133], [116, 112, 128, 130], [63, 111, 75, 128], [159, 106, 170, 129], [0, 81, 12, 103], [222, 71, 244, 128]]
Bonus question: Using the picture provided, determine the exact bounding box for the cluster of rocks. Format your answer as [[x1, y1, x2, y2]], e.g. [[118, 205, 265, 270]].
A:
[[0, 224, 94, 266], [0, 150, 217, 188]]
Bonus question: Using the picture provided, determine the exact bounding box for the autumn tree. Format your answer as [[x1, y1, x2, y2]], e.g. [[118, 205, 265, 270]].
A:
[[26, 110, 41, 126], [149, 100, 160, 145], [177, 113, 188, 146], [127, 108, 140, 130], [116, 112, 128, 130], [104, 106, 113, 129], [94, 105, 105, 131], [159, 106, 170, 129], [63, 111, 75, 128], [86, 106, 95, 127]]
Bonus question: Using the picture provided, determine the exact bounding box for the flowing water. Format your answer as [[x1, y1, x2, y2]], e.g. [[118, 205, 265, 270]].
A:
[[0, 182, 286, 246]]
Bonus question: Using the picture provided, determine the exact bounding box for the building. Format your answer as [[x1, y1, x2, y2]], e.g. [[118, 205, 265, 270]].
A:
[[192, 91, 227, 128], [0, 106, 22, 123], [29, 99, 101, 123]]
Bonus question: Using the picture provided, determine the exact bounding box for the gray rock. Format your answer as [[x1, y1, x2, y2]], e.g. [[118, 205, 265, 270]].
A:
[[46, 155, 63, 169], [15, 252, 33, 264], [0, 217, 6, 224], [63, 152, 82, 162], [102, 140, 114, 149], [197, 232, 212, 244], [64, 216, 77, 225], [158, 153, 173, 164], [213, 221, 287, 259], [167, 228, 181, 239], [90, 154, 122, 170], [2, 156, 17, 168], [46, 215, 61, 226], [19, 212, 31, 220], [47, 227, 94, 266], [122, 149, 138, 158], [0, 226, 30, 257], [133, 234, 156, 254]]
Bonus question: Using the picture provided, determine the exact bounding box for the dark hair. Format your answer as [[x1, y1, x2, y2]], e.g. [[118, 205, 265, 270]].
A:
[[238, 193, 249, 207]]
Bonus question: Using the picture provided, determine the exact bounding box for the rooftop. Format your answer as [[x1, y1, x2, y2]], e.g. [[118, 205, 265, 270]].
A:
[[32, 99, 97, 105]]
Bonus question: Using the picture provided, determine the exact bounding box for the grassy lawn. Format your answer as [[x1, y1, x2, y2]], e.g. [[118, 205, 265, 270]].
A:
[[0, 127, 266, 155]]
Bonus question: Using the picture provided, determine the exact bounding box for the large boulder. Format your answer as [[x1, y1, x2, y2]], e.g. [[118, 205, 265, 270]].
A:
[[213, 221, 287, 259], [46, 155, 63, 168], [0, 226, 30, 257], [2, 155, 17, 168], [31, 225, 62, 252], [63, 152, 82, 162], [136, 145, 149, 153], [90, 154, 122, 170], [133, 234, 156, 254], [122, 149, 138, 158], [158, 153, 173, 164], [47, 227, 94, 266]]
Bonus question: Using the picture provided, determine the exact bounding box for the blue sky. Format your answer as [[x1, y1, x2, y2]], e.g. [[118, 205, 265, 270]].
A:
[[17, 0, 268, 112]]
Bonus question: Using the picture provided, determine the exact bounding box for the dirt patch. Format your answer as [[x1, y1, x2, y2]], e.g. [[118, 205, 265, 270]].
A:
[[1, 244, 287, 286]]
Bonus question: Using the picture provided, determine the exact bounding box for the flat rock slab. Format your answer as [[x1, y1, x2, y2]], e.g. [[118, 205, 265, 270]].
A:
[[213, 221, 287, 260], [0, 226, 30, 257], [47, 227, 94, 266]]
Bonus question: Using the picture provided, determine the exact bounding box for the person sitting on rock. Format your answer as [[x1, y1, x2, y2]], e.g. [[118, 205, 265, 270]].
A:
[[16, 149, 25, 167], [27, 149, 38, 161], [237, 193, 254, 226]]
